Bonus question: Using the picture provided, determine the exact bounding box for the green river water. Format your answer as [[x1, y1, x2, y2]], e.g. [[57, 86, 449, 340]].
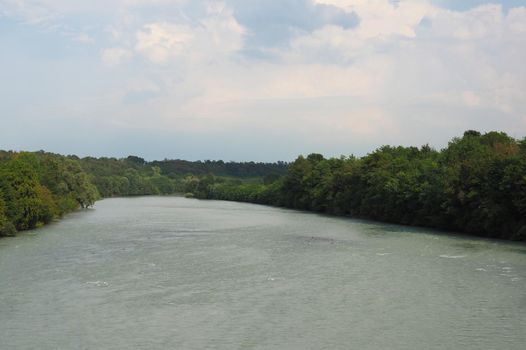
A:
[[1, 196, 525, 349]]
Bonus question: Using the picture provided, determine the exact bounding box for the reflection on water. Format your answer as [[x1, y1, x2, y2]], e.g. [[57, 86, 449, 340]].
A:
[[1, 196, 525, 350]]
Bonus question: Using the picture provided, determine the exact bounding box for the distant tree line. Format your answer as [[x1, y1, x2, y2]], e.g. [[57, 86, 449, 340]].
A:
[[189, 131, 526, 241], [77, 156, 287, 198], [151, 159, 288, 178]]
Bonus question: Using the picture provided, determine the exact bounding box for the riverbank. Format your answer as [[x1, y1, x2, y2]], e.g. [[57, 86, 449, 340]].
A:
[[190, 131, 526, 241]]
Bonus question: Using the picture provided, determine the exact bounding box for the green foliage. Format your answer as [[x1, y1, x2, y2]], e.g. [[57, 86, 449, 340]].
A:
[[0, 150, 287, 236], [0, 192, 16, 236], [0, 152, 100, 235], [0, 154, 50, 230], [189, 131, 526, 241], [150, 159, 288, 178], [1, 130, 524, 241], [77, 155, 284, 197]]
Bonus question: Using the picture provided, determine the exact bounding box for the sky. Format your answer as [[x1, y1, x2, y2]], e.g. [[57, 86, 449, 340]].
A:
[[1, 0, 525, 161]]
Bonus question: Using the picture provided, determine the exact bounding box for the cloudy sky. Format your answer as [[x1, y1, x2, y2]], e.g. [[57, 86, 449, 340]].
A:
[[1, 0, 525, 161]]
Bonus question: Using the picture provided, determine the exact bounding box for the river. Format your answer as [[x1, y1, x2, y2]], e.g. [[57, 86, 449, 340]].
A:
[[1, 196, 525, 349]]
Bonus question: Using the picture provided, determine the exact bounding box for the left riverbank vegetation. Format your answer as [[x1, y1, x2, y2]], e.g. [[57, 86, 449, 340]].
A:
[[0, 151, 287, 237], [0, 152, 99, 236], [1, 130, 525, 241]]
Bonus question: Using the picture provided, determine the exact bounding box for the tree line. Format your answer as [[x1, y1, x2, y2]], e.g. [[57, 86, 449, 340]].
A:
[[0, 152, 286, 236], [2, 130, 525, 241], [77, 156, 286, 198], [190, 131, 526, 241]]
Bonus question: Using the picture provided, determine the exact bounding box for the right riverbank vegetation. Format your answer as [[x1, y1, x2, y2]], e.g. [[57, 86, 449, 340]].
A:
[[1, 130, 525, 241]]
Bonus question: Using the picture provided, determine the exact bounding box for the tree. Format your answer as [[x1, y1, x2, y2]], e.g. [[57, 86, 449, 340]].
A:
[[0, 191, 16, 236], [61, 159, 100, 208]]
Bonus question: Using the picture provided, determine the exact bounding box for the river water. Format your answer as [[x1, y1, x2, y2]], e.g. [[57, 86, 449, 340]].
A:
[[1, 197, 525, 349]]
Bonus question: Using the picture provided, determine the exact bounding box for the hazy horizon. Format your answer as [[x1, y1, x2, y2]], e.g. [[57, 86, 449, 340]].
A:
[[1, 0, 525, 161], [0, 128, 521, 163]]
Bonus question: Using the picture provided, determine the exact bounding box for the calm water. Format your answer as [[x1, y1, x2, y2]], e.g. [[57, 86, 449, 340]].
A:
[[1, 197, 525, 349]]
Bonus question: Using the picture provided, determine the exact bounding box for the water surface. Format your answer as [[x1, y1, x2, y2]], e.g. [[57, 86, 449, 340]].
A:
[[1, 197, 525, 349]]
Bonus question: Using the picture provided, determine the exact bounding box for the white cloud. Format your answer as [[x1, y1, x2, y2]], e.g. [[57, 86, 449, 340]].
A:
[[135, 23, 194, 63], [101, 47, 133, 66], [73, 33, 95, 44], [2, 0, 526, 159], [315, 0, 434, 39], [422, 4, 504, 40], [0, 0, 57, 24], [95, 0, 525, 145], [507, 6, 526, 33], [462, 91, 481, 107], [135, 7, 244, 64]]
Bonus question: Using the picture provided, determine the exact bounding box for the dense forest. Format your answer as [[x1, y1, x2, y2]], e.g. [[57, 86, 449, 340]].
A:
[[0, 151, 99, 236], [190, 131, 526, 241], [0, 152, 286, 236], [79, 156, 287, 198], [1, 131, 525, 241]]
